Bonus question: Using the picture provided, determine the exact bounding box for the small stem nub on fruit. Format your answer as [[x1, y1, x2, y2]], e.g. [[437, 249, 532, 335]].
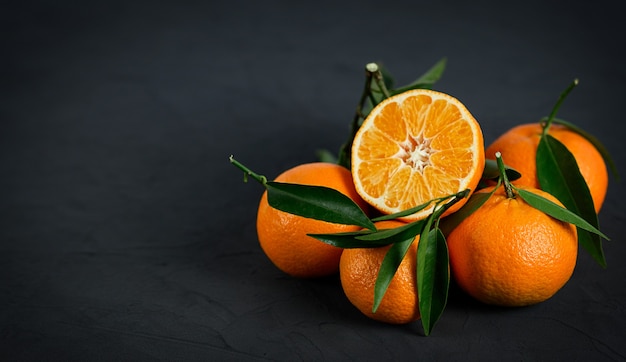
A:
[[495, 152, 515, 199]]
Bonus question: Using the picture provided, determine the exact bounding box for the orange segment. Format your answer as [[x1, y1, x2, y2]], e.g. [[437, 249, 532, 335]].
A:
[[351, 89, 485, 221]]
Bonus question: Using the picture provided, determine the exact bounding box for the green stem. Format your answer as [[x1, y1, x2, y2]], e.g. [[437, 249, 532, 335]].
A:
[[495, 152, 515, 199], [365, 63, 381, 106], [229, 155, 268, 185], [432, 189, 471, 219], [542, 78, 579, 137], [337, 63, 377, 168], [371, 65, 391, 99]]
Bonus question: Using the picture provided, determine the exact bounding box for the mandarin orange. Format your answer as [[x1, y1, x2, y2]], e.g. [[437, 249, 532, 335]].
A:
[[446, 185, 578, 307], [339, 220, 421, 324], [485, 123, 608, 212], [256, 162, 369, 278]]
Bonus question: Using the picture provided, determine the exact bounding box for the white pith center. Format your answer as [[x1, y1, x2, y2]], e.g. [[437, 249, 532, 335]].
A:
[[399, 134, 434, 172]]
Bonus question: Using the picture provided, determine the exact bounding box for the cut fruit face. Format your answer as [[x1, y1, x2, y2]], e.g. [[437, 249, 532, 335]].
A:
[[351, 89, 485, 221]]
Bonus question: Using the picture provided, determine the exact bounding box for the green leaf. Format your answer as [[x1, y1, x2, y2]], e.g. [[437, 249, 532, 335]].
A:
[[308, 230, 396, 248], [372, 200, 435, 222], [356, 219, 426, 242], [535, 135, 607, 267], [368, 84, 386, 106], [391, 57, 447, 94], [360, 100, 374, 124], [515, 188, 609, 240], [266, 181, 376, 231], [482, 159, 522, 181], [439, 190, 495, 236], [417, 224, 449, 336], [372, 190, 469, 223], [316, 149, 338, 164], [373, 236, 415, 313], [549, 117, 620, 180]]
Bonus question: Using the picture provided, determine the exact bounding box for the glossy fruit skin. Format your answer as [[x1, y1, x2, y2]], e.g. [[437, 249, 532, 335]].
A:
[[485, 123, 608, 212], [339, 220, 421, 324], [446, 185, 578, 307], [256, 163, 369, 278]]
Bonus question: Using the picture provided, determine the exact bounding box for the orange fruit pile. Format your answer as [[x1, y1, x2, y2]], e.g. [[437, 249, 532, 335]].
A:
[[256, 162, 370, 278], [351, 89, 485, 221], [446, 185, 578, 306], [485, 123, 608, 212], [254, 88, 488, 324], [247, 79, 609, 328], [339, 220, 421, 324]]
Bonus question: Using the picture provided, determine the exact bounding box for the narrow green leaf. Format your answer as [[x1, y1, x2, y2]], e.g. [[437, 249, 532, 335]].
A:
[[356, 219, 426, 242], [391, 57, 447, 94], [482, 159, 522, 181], [360, 100, 374, 123], [413, 57, 447, 86], [417, 224, 449, 336], [549, 117, 620, 180], [372, 200, 434, 222], [515, 188, 609, 240], [373, 237, 415, 313], [315, 149, 338, 164], [439, 190, 495, 236], [536, 135, 607, 267], [308, 230, 396, 248], [266, 182, 376, 231], [368, 85, 386, 106], [373, 190, 469, 223], [417, 213, 435, 334], [537, 135, 589, 207]]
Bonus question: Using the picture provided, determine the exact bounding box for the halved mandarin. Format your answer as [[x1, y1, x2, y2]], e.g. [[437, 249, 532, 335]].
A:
[[351, 89, 484, 221]]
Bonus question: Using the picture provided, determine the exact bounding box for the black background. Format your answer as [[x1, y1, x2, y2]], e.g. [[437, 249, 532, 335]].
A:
[[2, 1, 626, 360]]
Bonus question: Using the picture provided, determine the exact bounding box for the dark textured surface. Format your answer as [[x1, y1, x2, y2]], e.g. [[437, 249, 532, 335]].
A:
[[2, 1, 625, 360]]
